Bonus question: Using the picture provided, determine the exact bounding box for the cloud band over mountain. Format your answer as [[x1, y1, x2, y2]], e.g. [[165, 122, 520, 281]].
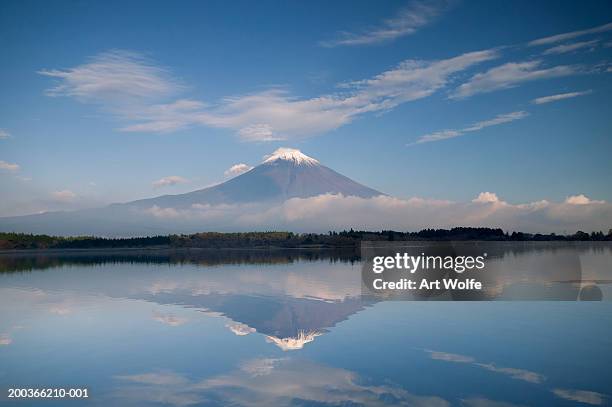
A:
[[139, 192, 611, 235]]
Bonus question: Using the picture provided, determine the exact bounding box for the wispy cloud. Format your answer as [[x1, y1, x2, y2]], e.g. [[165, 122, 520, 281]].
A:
[[0, 160, 20, 172], [320, 0, 451, 47], [152, 175, 188, 188], [39, 50, 182, 104], [451, 60, 578, 99], [531, 90, 592, 104], [529, 22, 612, 46], [112, 49, 497, 140], [414, 111, 528, 144], [542, 39, 599, 55], [0, 129, 11, 139], [224, 163, 253, 178]]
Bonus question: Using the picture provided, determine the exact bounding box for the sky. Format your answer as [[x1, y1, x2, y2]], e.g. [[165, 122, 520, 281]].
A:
[[1, 0, 612, 218]]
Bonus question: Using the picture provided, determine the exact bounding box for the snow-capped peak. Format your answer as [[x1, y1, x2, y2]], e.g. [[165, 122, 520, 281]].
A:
[[265, 330, 322, 351], [263, 148, 319, 166]]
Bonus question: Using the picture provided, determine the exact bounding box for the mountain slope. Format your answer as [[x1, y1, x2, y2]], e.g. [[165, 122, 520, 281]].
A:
[[123, 148, 382, 209], [0, 148, 384, 236]]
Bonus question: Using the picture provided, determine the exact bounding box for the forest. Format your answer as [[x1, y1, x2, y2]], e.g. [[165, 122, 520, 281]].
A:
[[1, 227, 611, 250]]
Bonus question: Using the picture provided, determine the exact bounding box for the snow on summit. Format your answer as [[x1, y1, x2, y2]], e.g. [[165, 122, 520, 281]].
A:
[[263, 148, 320, 166]]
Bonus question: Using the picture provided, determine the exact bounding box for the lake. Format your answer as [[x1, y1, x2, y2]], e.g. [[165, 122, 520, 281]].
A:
[[1, 243, 611, 406]]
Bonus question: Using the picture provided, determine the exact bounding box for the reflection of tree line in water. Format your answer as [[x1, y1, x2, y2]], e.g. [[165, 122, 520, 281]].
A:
[[362, 242, 611, 301], [0, 241, 610, 274], [0, 248, 361, 273]]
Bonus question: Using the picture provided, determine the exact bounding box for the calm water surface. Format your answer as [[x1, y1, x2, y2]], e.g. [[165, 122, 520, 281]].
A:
[[1, 244, 611, 406]]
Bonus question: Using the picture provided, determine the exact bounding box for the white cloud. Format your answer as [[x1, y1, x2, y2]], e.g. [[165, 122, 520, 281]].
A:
[[450, 60, 578, 99], [39, 50, 181, 104], [0, 160, 20, 172], [237, 123, 280, 141], [0, 129, 11, 139], [224, 163, 253, 178], [52, 190, 76, 202], [473, 192, 503, 204], [552, 389, 607, 405], [127, 49, 497, 140], [152, 175, 188, 188], [414, 111, 528, 144], [464, 111, 529, 131], [139, 192, 611, 234], [529, 22, 612, 46], [532, 90, 592, 104], [320, 0, 451, 47], [542, 39, 599, 55], [44, 49, 497, 141], [565, 194, 604, 205]]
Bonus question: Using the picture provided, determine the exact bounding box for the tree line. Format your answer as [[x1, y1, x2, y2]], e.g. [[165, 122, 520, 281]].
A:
[[1, 227, 611, 250]]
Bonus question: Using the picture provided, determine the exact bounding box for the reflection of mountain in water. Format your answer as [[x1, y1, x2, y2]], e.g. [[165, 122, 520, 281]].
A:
[[143, 290, 370, 348], [1, 243, 610, 351], [0, 249, 372, 350]]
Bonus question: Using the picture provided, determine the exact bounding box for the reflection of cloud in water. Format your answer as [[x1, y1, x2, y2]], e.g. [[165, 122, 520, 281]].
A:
[[426, 350, 475, 363], [426, 349, 608, 405], [226, 322, 256, 336], [0, 324, 24, 346], [425, 349, 545, 384], [462, 397, 528, 407], [240, 358, 283, 377], [140, 261, 363, 303], [552, 388, 607, 406], [152, 311, 188, 327], [473, 363, 544, 384], [265, 330, 322, 351], [114, 358, 450, 407]]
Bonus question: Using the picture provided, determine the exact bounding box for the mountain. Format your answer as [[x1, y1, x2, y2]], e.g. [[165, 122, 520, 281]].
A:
[[122, 148, 381, 209], [0, 148, 383, 236]]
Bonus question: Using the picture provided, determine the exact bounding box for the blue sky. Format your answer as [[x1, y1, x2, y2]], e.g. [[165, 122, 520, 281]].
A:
[[1, 0, 611, 217]]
